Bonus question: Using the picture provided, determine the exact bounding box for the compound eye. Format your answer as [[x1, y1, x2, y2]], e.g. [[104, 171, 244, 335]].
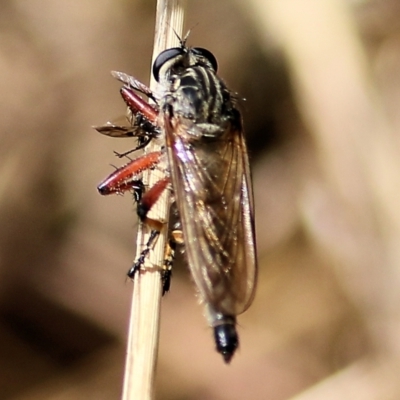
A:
[[153, 47, 184, 82], [193, 47, 218, 72]]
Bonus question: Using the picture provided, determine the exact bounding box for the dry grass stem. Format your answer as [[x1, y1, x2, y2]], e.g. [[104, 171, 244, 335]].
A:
[[121, 1, 185, 399]]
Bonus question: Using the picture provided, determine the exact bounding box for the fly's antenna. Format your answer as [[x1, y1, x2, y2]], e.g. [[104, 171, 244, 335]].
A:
[[180, 29, 190, 47], [170, 25, 189, 48], [178, 24, 199, 49]]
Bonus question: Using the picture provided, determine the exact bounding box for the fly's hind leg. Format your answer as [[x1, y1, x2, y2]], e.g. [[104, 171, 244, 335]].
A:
[[161, 239, 175, 295], [161, 230, 183, 295]]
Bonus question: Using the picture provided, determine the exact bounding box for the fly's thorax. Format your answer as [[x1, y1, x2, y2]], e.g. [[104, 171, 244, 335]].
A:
[[160, 65, 237, 139]]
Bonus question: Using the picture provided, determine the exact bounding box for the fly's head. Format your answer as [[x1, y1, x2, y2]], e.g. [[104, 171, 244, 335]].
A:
[[153, 42, 237, 139], [152, 44, 218, 84]]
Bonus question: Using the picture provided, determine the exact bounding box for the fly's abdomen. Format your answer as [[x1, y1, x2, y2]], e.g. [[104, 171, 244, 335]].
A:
[[207, 306, 239, 364]]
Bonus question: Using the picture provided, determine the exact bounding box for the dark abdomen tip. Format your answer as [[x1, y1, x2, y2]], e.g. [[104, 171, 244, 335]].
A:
[[213, 322, 239, 363]]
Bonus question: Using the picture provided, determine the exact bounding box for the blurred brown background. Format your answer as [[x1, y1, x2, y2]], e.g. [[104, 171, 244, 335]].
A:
[[1, 0, 400, 399]]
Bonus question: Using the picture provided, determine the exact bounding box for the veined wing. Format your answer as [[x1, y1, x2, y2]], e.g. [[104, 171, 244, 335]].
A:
[[93, 115, 147, 138], [94, 122, 138, 137], [164, 113, 257, 316]]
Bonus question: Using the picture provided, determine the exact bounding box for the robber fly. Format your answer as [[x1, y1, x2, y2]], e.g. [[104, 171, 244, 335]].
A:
[[95, 38, 257, 363]]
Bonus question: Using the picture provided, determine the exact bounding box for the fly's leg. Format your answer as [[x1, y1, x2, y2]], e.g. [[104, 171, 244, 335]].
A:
[[161, 230, 183, 295], [161, 239, 175, 295]]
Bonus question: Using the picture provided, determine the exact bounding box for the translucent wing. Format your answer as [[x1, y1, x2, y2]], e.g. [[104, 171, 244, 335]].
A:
[[94, 122, 138, 138], [93, 117, 148, 138], [164, 113, 257, 316]]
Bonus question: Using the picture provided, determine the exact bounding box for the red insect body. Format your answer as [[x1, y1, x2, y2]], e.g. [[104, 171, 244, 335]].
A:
[[120, 87, 158, 123], [97, 151, 162, 195], [137, 177, 170, 219]]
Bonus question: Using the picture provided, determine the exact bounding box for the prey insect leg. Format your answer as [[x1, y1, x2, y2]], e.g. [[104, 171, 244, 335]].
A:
[[94, 84, 159, 157], [98, 149, 170, 285], [114, 87, 160, 158], [126, 177, 171, 285]]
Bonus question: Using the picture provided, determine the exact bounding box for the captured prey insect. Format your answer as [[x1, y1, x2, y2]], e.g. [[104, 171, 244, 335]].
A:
[[95, 39, 257, 363]]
